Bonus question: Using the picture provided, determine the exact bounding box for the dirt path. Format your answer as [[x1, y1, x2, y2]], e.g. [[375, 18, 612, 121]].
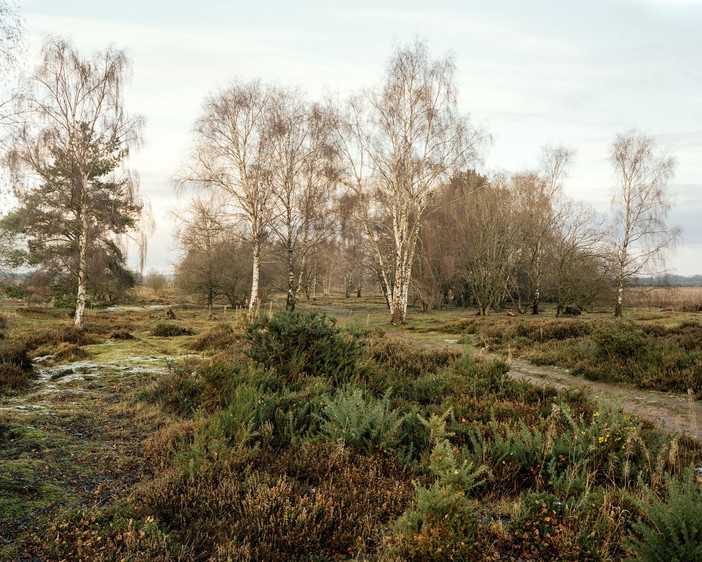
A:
[[396, 330, 702, 442], [504, 357, 702, 441]]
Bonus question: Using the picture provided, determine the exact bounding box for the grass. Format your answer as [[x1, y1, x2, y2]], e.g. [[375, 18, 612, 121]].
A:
[[1, 293, 701, 559]]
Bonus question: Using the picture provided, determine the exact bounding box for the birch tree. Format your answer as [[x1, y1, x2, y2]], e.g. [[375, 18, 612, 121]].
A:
[[339, 40, 483, 324], [4, 38, 143, 327], [610, 130, 679, 317], [549, 198, 608, 315], [182, 81, 276, 311], [267, 92, 338, 310], [0, 0, 23, 215], [514, 145, 574, 314], [0, 0, 22, 132]]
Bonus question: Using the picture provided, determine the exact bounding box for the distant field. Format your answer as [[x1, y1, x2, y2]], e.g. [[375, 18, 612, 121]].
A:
[[626, 286, 702, 310]]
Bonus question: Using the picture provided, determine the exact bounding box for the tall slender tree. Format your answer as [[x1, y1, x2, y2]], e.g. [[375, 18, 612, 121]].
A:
[[267, 93, 338, 311], [513, 146, 574, 314], [339, 40, 483, 324], [181, 80, 277, 311], [610, 131, 679, 317], [3, 38, 143, 327], [0, 0, 22, 128]]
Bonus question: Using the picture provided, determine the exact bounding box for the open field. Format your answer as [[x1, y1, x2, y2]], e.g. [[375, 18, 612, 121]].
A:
[[1, 295, 702, 560], [625, 286, 702, 311]]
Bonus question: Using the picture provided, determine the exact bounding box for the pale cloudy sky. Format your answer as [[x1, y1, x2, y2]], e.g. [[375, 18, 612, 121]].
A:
[[17, 0, 702, 275]]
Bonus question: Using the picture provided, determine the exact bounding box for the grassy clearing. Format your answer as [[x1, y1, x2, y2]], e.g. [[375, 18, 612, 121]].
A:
[[1, 297, 701, 560]]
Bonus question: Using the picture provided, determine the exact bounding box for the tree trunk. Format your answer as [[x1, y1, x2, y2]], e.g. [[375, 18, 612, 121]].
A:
[[615, 276, 624, 317], [286, 242, 295, 311], [390, 295, 405, 325], [312, 266, 317, 300], [531, 245, 542, 315], [74, 188, 89, 329], [390, 270, 410, 325], [249, 238, 261, 311], [615, 240, 628, 317]]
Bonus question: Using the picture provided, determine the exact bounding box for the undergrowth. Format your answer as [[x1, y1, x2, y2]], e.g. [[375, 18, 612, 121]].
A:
[[15, 309, 702, 560], [449, 317, 702, 396]]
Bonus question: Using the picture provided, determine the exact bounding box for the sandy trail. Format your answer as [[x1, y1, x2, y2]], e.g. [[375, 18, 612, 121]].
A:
[[399, 330, 702, 442], [503, 357, 702, 441]]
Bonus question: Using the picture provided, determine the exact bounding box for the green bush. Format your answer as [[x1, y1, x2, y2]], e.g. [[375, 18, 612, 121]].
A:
[[626, 468, 702, 561], [244, 310, 362, 384], [387, 411, 487, 561], [388, 484, 481, 561], [188, 323, 241, 352], [320, 385, 405, 453], [140, 362, 204, 417]]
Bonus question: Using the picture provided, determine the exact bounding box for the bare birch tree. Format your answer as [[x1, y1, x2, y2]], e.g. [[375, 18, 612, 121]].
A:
[[0, 0, 22, 129], [458, 175, 519, 316], [181, 80, 276, 311], [549, 198, 608, 314], [514, 145, 574, 314], [610, 130, 679, 317], [338, 40, 483, 324], [5, 38, 143, 327], [1, 0, 23, 211], [267, 92, 338, 310]]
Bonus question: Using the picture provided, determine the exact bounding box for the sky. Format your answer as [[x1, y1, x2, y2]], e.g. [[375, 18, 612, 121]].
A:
[[13, 0, 702, 275]]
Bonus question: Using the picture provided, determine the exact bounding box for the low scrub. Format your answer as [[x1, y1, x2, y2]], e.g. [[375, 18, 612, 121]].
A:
[[626, 469, 702, 561], [365, 337, 461, 379], [25, 325, 100, 350], [0, 339, 32, 371], [450, 317, 702, 396], [0, 363, 34, 390], [139, 362, 204, 417], [0, 339, 33, 391], [151, 323, 194, 337], [32, 308, 702, 561], [188, 322, 240, 352], [245, 310, 362, 384]]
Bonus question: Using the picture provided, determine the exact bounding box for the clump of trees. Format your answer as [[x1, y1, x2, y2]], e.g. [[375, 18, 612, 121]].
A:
[[173, 44, 680, 321], [0, 28, 680, 322], [0, 38, 145, 326]]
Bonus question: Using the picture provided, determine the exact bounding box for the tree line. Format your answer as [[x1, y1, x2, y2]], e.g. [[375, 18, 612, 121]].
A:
[[0, 22, 680, 325]]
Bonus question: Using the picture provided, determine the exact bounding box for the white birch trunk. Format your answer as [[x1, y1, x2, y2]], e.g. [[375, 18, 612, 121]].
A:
[[74, 180, 89, 328], [74, 211, 89, 328], [249, 237, 261, 311]]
